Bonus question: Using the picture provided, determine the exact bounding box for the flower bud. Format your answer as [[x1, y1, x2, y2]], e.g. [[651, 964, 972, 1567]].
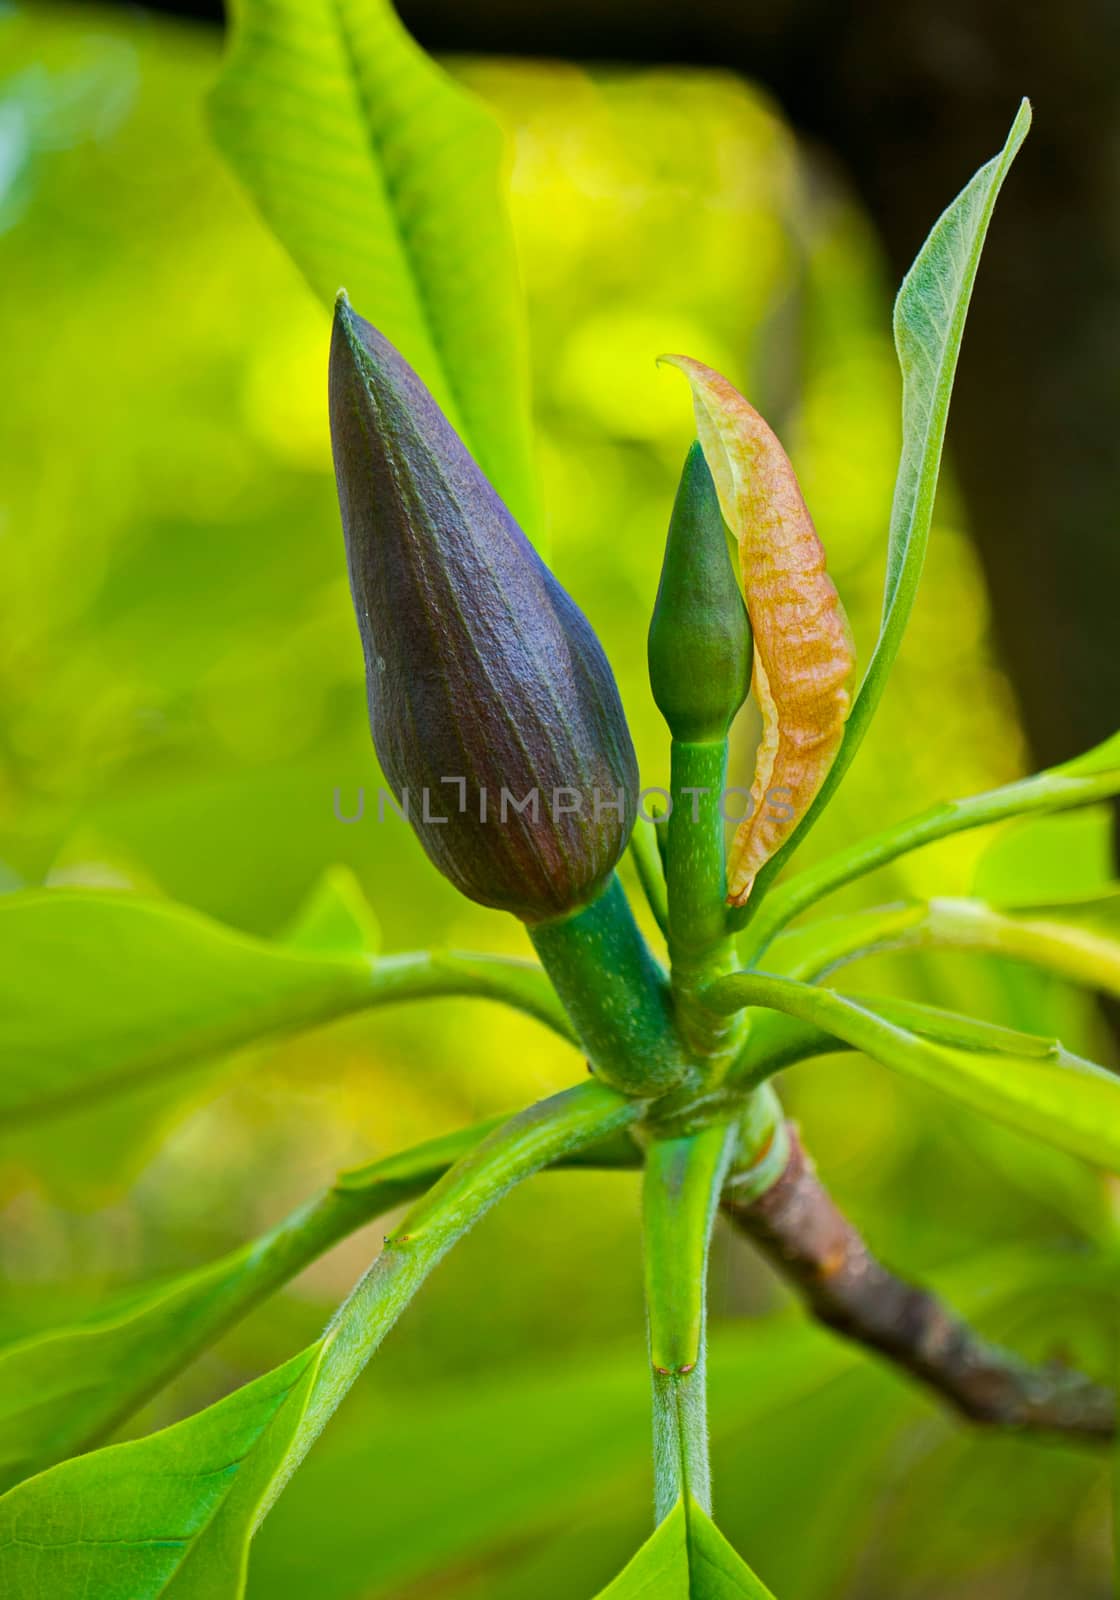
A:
[[648, 442, 752, 743], [329, 295, 639, 922]]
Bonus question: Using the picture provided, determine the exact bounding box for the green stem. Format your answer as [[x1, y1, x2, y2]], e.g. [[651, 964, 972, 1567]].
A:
[[529, 874, 688, 1096], [735, 757, 1120, 962], [665, 740, 744, 1069], [643, 1123, 737, 1520], [667, 741, 728, 955], [367, 950, 574, 1042], [628, 816, 670, 937], [284, 1081, 638, 1486], [15, 1111, 643, 1482]]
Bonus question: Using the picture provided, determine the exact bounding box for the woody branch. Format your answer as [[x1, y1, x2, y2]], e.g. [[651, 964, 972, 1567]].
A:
[[721, 1126, 1115, 1443]]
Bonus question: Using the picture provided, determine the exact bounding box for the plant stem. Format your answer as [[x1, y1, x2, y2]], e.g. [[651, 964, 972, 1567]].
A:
[[665, 739, 743, 1069], [723, 1126, 1116, 1442], [529, 873, 688, 1095], [628, 816, 670, 937], [734, 755, 1120, 962], [284, 1081, 639, 1489], [367, 950, 575, 1041], [16, 1112, 643, 1484], [643, 1123, 737, 1520]]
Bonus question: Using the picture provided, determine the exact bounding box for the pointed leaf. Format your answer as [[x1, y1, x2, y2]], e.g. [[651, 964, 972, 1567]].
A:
[[731, 102, 1031, 923], [282, 865, 382, 954], [880, 100, 1030, 642], [594, 1498, 776, 1598], [661, 356, 856, 905], [0, 1084, 635, 1598], [0, 1347, 322, 1600], [209, 0, 538, 533], [0, 1115, 502, 1492]]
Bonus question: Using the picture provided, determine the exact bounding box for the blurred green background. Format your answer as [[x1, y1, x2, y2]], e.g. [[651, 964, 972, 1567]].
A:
[[0, 5, 1115, 1596]]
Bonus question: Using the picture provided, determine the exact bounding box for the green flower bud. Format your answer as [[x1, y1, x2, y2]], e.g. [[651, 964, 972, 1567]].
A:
[[647, 442, 752, 743], [329, 295, 639, 922]]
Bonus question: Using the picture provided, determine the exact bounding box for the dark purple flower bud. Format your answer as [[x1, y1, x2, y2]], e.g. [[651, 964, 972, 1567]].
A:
[[329, 294, 639, 922]]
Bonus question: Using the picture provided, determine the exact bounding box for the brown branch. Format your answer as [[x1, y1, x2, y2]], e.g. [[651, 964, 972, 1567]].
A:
[[721, 1127, 1115, 1443]]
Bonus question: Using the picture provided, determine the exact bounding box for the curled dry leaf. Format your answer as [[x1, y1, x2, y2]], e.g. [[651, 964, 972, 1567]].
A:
[[661, 356, 856, 905]]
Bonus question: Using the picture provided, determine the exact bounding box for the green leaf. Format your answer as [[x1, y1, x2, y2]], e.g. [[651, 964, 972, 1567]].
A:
[[742, 717, 1120, 959], [879, 100, 1030, 653], [765, 904, 927, 982], [1058, 730, 1120, 778], [971, 808, 1115, 908], [0, 887, 373, 1123], [246, 1317, 853, 1600], [733, 102, 1031, 927], [924, 894, 1120, 998], [281, 864, 382, 954], [0, 1083, 635, 1597], [595, 1498, 776, 1599], [0, 1109, 641, 1493], [0, 886, 569, 1134], [209, 0, 539, 535], [0, 1346, 323, 1600], [0, 1117, 484, 1492], [709, 972, 1120, 1171]]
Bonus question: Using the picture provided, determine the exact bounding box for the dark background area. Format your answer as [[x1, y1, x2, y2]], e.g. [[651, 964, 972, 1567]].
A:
[[101, 0, 1120, 770]]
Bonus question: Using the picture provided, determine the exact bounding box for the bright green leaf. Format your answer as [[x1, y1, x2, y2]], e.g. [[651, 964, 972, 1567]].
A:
[[0, 889, 375, 1125], [282, 864, 382, 954], [765, 904, 927, 982], [710, 972, 1120, 1171], [924, 894, 1120, 998], [0, 1083, 635, 1597], [209, 0, 539, 534], [733, 102, 1031, 926], [595, 1498, 776, 1599], [0, 1117, 487, 1493], [0, 1107, 640, 1493], [879, 100, 1031, 645], [972, 808, 1115, 908], [742, 717, 1120, 959], [0, 1346, 322, 1600], [0, 887, 569, 1134]]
